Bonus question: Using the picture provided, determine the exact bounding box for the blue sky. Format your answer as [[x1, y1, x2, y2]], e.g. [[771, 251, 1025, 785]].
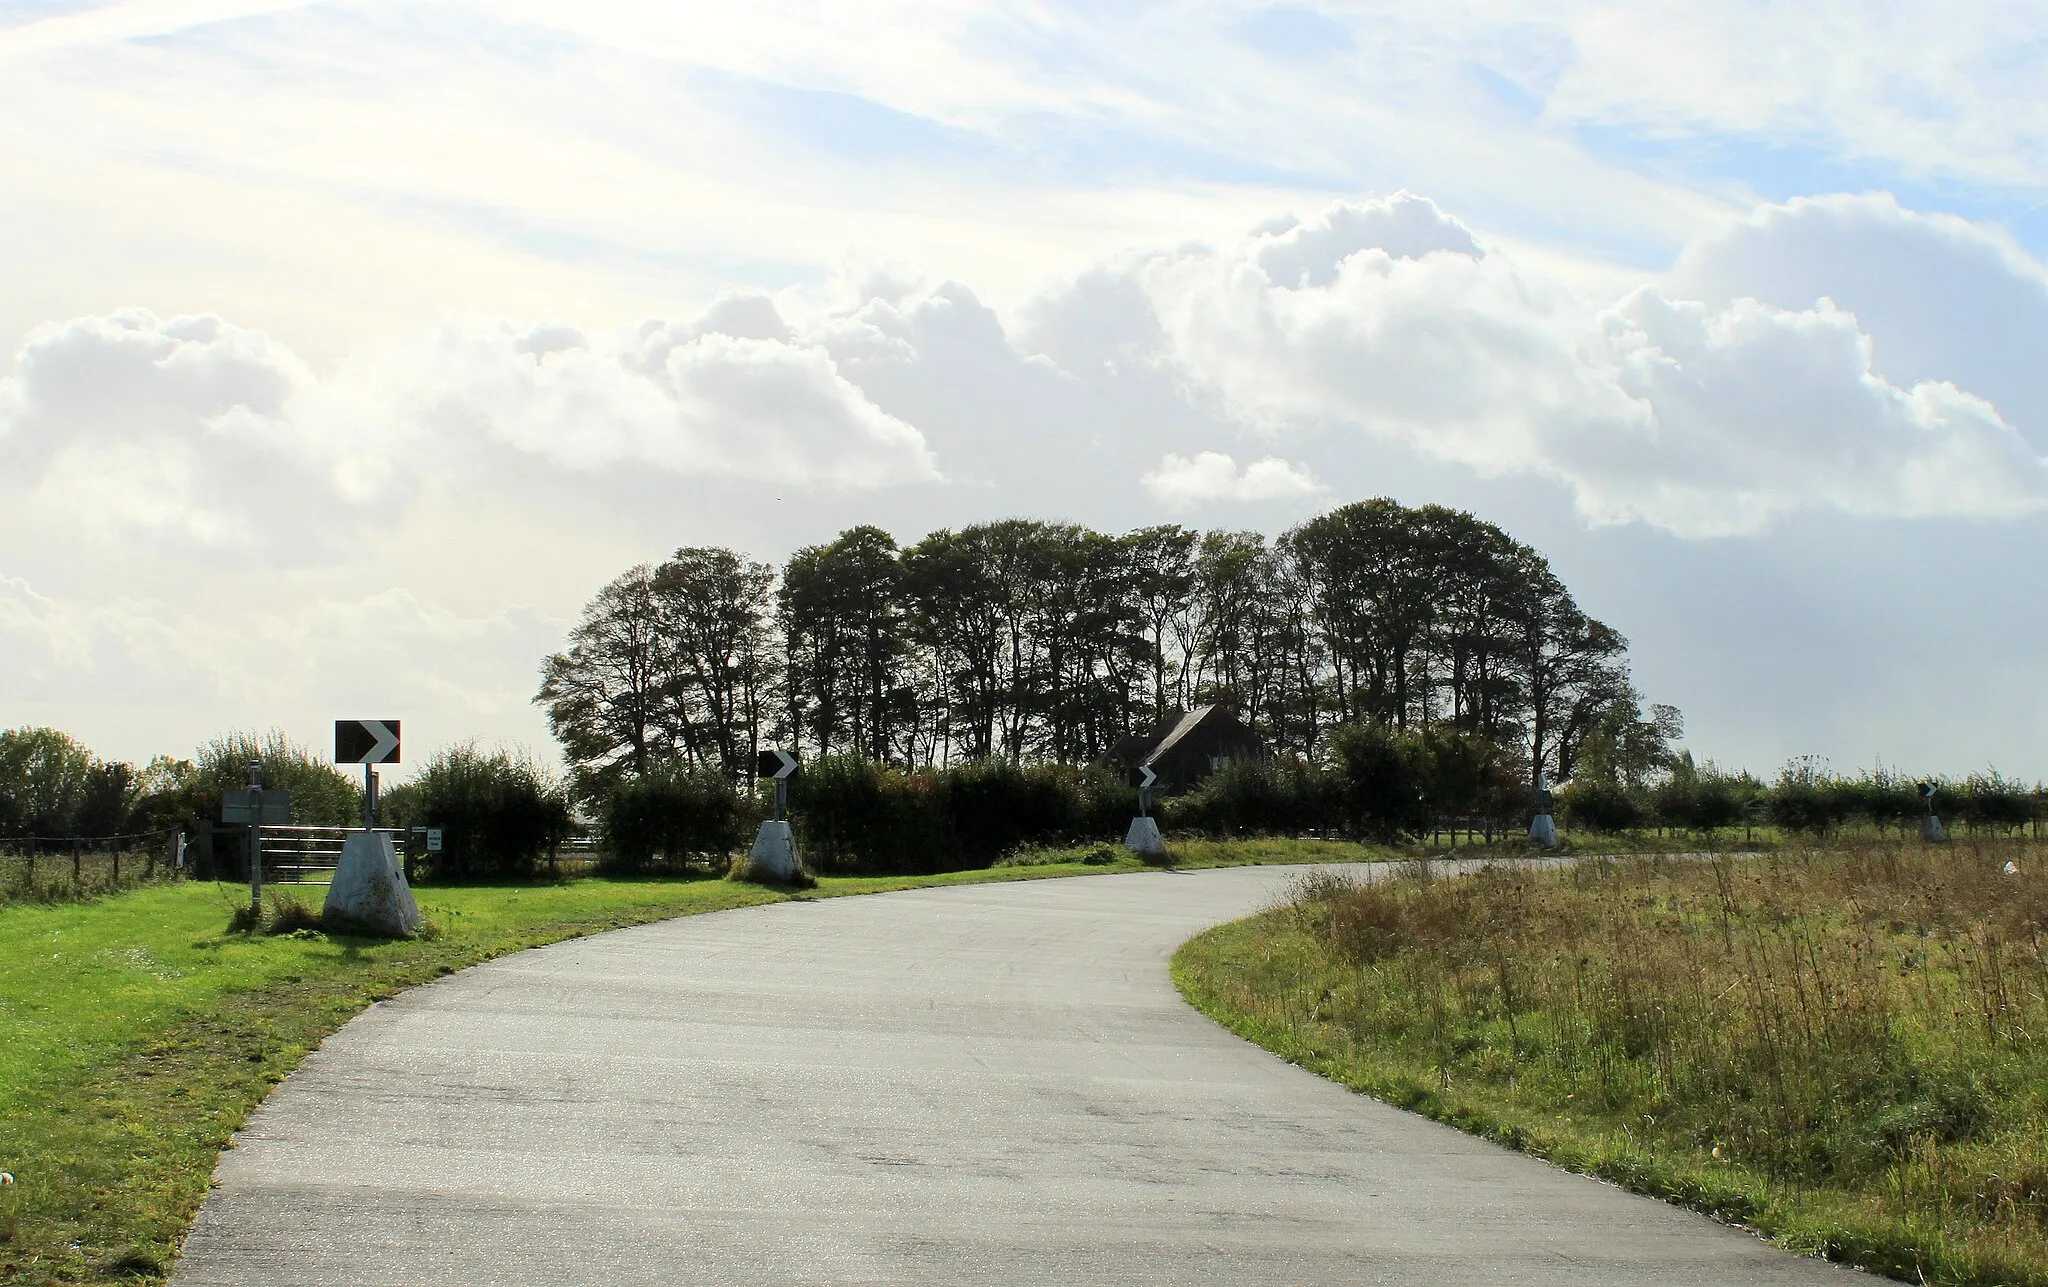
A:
[[2, 0, 2046, 779]]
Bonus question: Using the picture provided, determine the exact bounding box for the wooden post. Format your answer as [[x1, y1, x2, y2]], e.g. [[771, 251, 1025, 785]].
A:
[[73, 839, 82, 886]]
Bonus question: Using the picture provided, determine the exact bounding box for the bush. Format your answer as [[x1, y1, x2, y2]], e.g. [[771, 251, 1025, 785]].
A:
[[785, 756, 1134, 874], [1164, 757, 1337, 837], [1953, 771, 2037, 835], [401, 745, 570, 879], [602, 765, 751, 870], [127, 731, 362, 838], [1330, 722, 1430, 841], [1559, 777, 1646, 833], [1651, 757, 1755, 836], [0, 727, 145, 838], [1767, 758, 1853, 838], [786, 755, 941, 873]]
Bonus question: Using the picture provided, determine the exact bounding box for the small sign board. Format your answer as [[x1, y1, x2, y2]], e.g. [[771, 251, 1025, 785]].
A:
[[756, 749, 800, 780], [1132, 764, 1158, 791], [335, 719, 401, 765], [221, 789, 293, 825], [425, 828, 443, 853]]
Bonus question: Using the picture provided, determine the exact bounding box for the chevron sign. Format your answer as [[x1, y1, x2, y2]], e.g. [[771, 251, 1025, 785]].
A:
[[335, 719, 402, 765]]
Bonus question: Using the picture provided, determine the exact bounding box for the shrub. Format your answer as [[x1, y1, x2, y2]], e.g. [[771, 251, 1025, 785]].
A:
[[602, 765, 751, 870], [785, 756, 1134, 873], [128, 731, 361, 837], [0, 727, 141, 838], [1767, 757, 1852, 838], [1559, 777, 1646, 833], [1329, 722, 1430, 841], [1165, 756, 1338, 836], [403, 744, 570, 878], [1953, 770, 2037, 835], [787, 755, 943, 873]]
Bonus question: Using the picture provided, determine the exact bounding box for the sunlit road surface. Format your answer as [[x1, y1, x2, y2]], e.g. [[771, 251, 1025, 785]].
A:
[[176, 864, 1865, 1285]]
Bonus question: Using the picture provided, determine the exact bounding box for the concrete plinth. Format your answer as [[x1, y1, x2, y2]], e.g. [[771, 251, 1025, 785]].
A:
[[1529, 813, 1559, 848], [322, 832, 423, 938], [744, 820, 803, 883], [1923, 814, 1948, 843], [1124, 816, 1166, 857]]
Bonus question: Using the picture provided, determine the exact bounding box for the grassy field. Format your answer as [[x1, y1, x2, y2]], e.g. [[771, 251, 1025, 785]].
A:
[[0, 835, 1399, 1286], [1175, 841, 2048, 1286]]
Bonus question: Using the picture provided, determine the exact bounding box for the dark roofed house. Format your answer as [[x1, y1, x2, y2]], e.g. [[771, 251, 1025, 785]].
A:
[[1103, 705, 1268, 793]]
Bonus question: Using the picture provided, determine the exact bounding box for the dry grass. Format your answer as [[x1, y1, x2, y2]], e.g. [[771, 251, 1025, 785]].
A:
[[1176, 840, 2048, 1285]]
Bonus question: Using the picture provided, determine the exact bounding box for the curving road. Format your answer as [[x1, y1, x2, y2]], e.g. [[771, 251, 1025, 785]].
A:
[[176, 865, 1863, 1285]]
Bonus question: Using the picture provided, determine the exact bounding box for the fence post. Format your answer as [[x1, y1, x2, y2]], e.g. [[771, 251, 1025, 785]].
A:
[[195, 821, 214, 878], [112, 845, 120, 885], [73, 839, 82, 886]]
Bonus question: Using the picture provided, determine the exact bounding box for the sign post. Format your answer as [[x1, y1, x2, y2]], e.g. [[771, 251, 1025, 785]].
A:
[[1124, 763, 1165, 857], [757, 748, 799, 819], [1921, 781, 1947, 842], [1528, 771, 1559, 848], [746, 750, 804, 883], [326, 718, 422, 937], [220, 764, 293, 919], [335, 720, 401, 830]]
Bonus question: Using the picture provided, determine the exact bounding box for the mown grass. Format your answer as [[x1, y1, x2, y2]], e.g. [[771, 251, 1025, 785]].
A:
[[1174, 841, 2048, 1286], [0, 836, 1387, 1285]]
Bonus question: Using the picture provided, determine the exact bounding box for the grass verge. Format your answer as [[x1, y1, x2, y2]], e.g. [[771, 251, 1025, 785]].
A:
[[1173, 843, 2048, 1286], [1, 836, 1393, 1285]]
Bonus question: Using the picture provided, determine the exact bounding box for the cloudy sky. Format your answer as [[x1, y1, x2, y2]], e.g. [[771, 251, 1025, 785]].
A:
[[4, 0, 2047, 781]]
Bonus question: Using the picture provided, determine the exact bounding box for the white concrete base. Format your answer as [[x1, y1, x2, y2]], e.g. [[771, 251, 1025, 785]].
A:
[[744, 820, 803, 883], [1923, 814, 1948, 843], [322, 832, 423, 938], [1529, 814, 1559, 848], [1124, 816, 1166, 857]]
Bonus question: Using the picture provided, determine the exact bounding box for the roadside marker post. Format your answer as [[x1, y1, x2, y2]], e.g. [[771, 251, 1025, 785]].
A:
[[1124, 764, 1165, 857], [757, 748, 799, 819], [220, 762, 292, 918], [1921, 781, 1947, 843], [1529, 771, 1559, 848], [326, 718, 422, 937], [335, 720, 401, 830], [747, 750, 803, 882]]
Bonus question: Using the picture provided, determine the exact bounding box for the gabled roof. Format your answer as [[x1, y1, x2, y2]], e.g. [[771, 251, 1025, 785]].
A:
[[1143, 704, 1222, 767]]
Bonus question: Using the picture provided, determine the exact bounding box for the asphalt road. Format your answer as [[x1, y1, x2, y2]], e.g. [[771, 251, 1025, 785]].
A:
[[176, 864, 1864, 1285]]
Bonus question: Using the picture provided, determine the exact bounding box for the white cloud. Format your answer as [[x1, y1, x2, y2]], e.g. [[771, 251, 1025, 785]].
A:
[[1096, 193, 2048, 536], [380, 305, 937, 489], [1142, 451, 1326, 508], [1254, 192, 1483, 288], [0, 298, 938, 563]]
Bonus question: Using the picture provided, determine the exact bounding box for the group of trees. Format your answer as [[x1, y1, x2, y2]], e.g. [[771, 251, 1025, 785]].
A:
[[537, 499, 1650, 799], [0, 727, 362, 840]]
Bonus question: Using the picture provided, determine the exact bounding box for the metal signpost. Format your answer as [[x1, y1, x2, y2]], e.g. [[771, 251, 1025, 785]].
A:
[[335, 720, 401, 829], [757, 749, 800, 819], [221, 762, 293, 916], [1124, 763, 1165, 856]]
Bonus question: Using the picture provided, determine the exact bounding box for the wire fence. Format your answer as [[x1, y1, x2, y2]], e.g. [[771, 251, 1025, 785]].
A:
[[0, 829, 183, 904]]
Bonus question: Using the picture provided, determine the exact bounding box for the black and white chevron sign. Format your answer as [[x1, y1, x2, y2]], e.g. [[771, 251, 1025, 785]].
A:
[[335, 719, 402, 765]]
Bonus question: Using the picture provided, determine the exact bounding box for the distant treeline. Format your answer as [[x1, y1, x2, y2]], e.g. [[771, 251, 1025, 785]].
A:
[[539, 498, 1656, 798], [4, 724, 2043, 879], [0, 728, 568, 880]]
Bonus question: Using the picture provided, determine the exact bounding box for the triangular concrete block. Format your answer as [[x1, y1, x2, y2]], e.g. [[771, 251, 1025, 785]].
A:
[[1124, 816, 1166, 856], [744, 820, 803, 883], [322, 832, 423, 938]]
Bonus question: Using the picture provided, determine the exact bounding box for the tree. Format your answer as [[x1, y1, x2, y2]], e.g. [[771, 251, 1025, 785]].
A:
[[1123, 525, 1197, 724], [781, 527, 908, 762], [0, 727, 104, 836], [652, 546, 777, 779], [535, 565, 668, 794]]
